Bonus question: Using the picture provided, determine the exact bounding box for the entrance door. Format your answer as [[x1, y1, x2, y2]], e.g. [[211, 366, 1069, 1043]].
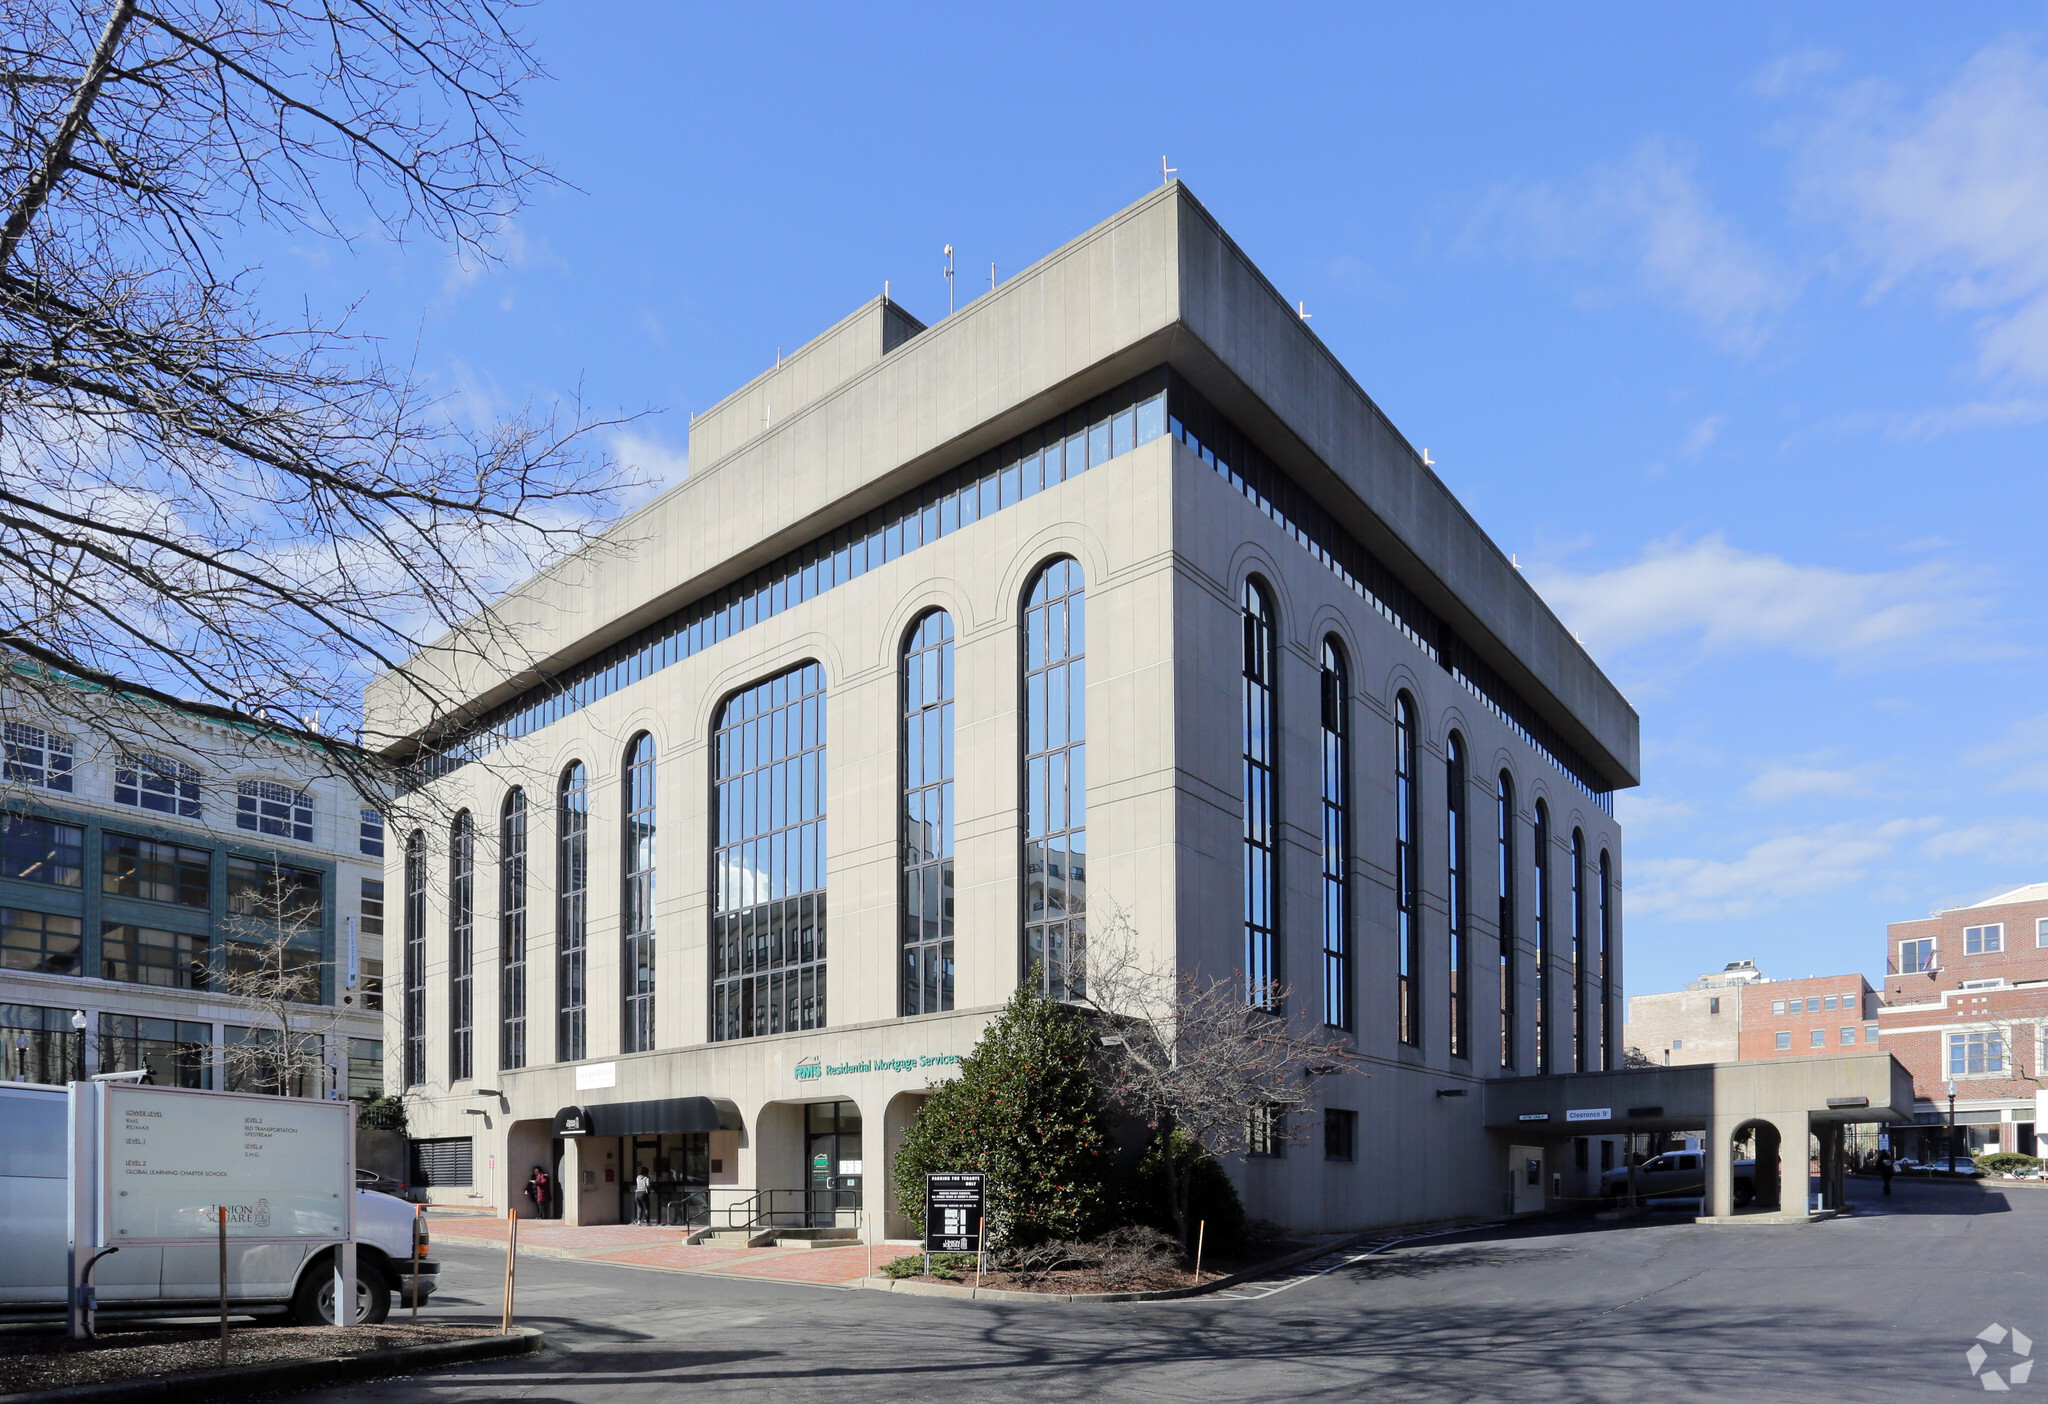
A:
[[622, 1133, 710, 1225], [804, 1102, 862, 1227], [1510, 1145, 1545, 1214]]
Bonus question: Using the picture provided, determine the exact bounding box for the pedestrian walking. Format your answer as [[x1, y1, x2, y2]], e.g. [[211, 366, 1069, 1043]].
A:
[[633, 1170, 653, 1225], [532, 1167, 553, 1218], [1877, 1149, 1894, 1196]]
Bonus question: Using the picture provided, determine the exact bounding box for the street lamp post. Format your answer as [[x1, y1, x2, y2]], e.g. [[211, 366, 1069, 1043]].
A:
[[1946, 1079, 1959, 1174]]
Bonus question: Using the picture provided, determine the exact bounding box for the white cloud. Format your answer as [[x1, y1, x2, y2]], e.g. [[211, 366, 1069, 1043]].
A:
[[1887, 397, 2048, 439], [1466, 138, 1796, 352], [1964, 711, 2048, 791], [1678, 414, 1725, 459], [1528, 535, 1993, 666], [1632, 817, 1936, 920], [1920, 818, 2048, 865], [1614, 790, 1697, 833], [609, 430, 690, 508], [1745, 764, 1873, 803], [1784, 40, 2048, 381]]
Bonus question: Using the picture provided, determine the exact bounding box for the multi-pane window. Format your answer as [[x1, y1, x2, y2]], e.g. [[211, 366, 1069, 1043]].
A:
[[1964, 924, 2003, 955], [223, 1024, 317, 1098], [100, 832, 206, 905], [1447, 733, 1468, 1059], [1319, 639, 1351, 1030], [1498, 772, 1516, 1069], [403, 831, 425, 1086], [1395, 693, 1420, 1047], [3, 722, 73, 791], [1534, 800, 1551, 1072], [1950, 1031, 2003, 1076], [558, 762, 589, 1062], [1242, 579, 1278, 1008], [1023, 559, 1087, 1000], [237, 779, 313, 843], [348, 1037, 383, 1101], [711, 663, 827, 1041], [1324, 1108, 1357, 1161], [1, 907, 82, 975], [1899, 938, 1935, 974], [358, 878, 384, 1011], [114, 752, 201, 818], [3, 1003, 83, 1083], [1247, 1104, 1285, 1157], [449, 810, 474, 1082], [500, 789, 527, 1070], [2039, 918, 2048, 949], [101, 923, 208, 988], [98, 1013, 212, 1088], [1571, 829, 1586, 1073], [4, 816, 84, 886], [1841, 1027, 1857, 1045], [623, 734, 657, 1052], [1776, 1031, 1791, 1051], [1599, 849, 1614, 1072], [225, 856, 321, 928], [902, 613, 955, 1016], [1809, 1029, 1825, 1048], [359, 809, 385, 858]]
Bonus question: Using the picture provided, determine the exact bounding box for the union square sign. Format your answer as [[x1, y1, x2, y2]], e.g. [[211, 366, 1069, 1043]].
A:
[[793, 1052, 962, 1082]]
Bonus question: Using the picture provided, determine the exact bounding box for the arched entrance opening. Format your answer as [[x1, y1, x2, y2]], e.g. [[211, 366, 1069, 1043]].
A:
[[1731, 1119, 1783, 1212]]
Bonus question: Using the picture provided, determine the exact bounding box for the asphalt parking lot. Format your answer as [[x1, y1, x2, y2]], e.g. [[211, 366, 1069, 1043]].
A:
[[289, 1175, 2044, 1403]]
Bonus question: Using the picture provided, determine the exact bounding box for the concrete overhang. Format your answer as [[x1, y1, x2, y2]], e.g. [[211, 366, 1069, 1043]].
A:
[[1483, 1052, 1917, 1133]]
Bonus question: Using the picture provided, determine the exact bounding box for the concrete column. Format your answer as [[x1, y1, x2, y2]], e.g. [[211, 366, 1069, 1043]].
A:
[[560, 1136, 621, 1226], [1707, 1116, 1738, 1218]]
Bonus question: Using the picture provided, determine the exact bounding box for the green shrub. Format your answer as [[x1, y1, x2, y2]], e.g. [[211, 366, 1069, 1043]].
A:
[[1976, 1152, 2041, 1176], [358, 1095, 408, 1133], [1125, 1128, 1247, 1255], [881, 1254, 923, 1279], [892, 984, 1116, 1248]]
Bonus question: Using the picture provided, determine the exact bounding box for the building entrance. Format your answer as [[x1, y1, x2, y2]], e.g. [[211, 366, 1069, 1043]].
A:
[[622, 1132, 711, 1225], [804, 1101, 861, 1227]]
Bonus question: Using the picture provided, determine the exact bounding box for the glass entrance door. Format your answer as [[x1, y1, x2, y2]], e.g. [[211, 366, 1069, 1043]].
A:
[[622, 1132, 711, 1225], [803, 1101, 862, 1227]]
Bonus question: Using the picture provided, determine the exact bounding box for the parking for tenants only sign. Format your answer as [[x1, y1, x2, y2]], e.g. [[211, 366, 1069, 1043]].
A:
[[924, 1172, 985, 1253]]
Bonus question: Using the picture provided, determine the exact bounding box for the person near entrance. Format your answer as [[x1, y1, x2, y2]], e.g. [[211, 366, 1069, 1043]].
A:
[[528, 1166, 550, 1217], [1876, 1149, 1894, 1196], [633, 1169, 653, 1225]]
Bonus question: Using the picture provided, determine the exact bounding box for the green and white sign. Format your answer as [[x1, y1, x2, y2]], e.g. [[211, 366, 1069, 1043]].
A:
[[793, 1052, 961, 1082]]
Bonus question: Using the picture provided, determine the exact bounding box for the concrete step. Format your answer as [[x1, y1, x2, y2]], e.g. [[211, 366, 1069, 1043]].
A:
[[702, 1231, 759, 1247], [775, 1235, 859, 1250]]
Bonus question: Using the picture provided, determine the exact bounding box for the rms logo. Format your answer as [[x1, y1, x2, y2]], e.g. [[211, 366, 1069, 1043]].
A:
[[793, 1056, 823, 1082]]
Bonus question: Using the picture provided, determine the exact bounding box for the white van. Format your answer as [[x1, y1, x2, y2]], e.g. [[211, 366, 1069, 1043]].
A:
[[0, 1082, 438, 1324]]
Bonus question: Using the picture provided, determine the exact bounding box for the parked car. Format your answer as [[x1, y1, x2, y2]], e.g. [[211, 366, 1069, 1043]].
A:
[[1600, 1151, 1759, 1206], [1895, 1156, 1982, 1177], [0, 1082, 436, 1325]]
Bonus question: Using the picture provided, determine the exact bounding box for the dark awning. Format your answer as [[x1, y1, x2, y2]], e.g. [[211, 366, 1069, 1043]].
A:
[[552, 1096, 736, 1138]]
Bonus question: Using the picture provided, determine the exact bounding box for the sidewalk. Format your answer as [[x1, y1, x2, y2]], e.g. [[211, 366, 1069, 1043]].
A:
[[427, 1217, 893, 1289]]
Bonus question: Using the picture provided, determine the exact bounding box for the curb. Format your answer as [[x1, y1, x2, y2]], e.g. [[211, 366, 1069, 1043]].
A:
[[0, 1326, 544, 1404], [858, 1232, 1376, 1304]]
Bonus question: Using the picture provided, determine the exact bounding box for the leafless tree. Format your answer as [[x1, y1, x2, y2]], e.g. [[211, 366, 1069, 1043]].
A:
[[219, 857, 341, 1096], [0, 0, 637, 804], [1074, 904, 1367, 1247]]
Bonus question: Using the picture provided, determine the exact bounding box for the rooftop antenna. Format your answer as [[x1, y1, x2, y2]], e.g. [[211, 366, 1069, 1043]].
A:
[[884, 279, 890, 301], [943, 245, 955, 316], [1297, 300, 1312, 321], [1161, 156, 1176, 185], [989, 261, 997, 293], [1421, 448, 1435, 467]]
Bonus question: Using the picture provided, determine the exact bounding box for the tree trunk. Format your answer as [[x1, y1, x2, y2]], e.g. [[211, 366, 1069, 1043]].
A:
[[1158, 1116, 1190, 1249]]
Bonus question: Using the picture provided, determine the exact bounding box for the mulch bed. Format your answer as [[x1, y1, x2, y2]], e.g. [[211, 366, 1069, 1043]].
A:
[[0, 1322, 498, 1394]]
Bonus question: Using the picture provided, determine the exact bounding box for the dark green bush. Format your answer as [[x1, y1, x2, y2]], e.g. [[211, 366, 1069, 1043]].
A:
[[1125, 1128, 1248, 1254], [358, 1095, 408, 1133]]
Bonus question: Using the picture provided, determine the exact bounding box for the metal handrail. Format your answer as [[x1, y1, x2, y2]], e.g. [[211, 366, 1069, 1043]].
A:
[[707, 1181, 860, 1230]]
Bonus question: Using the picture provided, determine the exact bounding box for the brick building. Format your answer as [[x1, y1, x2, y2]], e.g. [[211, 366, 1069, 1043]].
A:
[[1738, 974, 1879, 1062], [1624, 959, 1760, 1066], [1876, 884, 2048, 1160]]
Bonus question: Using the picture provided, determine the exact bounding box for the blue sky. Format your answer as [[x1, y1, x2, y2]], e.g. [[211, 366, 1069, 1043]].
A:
[[261, 3, 2048, 999]]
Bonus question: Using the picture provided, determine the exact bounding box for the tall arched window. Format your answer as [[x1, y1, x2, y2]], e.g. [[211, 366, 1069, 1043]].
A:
[[403, 830, 425, 1087], [1534, 799, 1551, 1073], [1599, 848, 1614, 1073], [1319, 638, 1351, 1030], [500, 788, 527, 1070], [1023, 558, 1086, 999], [448, 810, 473, 1082], [623, 734, 657, 1053], [1446, 733, 1467, 1059], [1395, 692, 1420, 1047], [1497, 772, 1516, 1070], [712, 662, 827, 1040], [902, 611, 955, 1015], [1572, 828, 1587, 1073], [557, 761, 588, 1062], [1241, 579, 1278, 1008]]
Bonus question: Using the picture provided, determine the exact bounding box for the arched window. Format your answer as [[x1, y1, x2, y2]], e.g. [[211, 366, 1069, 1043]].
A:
[[712, 663, 827, 1040], [623, 734, 657, 1053], [448, 810, 473, 1082], [403, 830, 425, 1087], [1447, 733, 1467, 1059], [1242, 579, 1278, 1008], [1572, 828, 1587, 1073], [1497, 772, 1517, 1070], [1023, 559, 1086, 999], [1599, 848, 1614, 1072], [902, 612, 955, 1015], [557, 762, 588, 1062], [1319, 638, 1351, 1030], [500, 788, 527, 1071], [1396, 693, 1420, 1047], [1534, 799, 1551, 1073]]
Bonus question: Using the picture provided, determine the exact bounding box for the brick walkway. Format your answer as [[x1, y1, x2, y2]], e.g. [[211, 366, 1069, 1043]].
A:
[[425, 1216, 896, 1289]]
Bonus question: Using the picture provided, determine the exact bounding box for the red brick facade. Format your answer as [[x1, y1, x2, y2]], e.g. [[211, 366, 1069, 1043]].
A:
[[1737, 974, 1877, 1061], [1878, 890, 2048, 1113]]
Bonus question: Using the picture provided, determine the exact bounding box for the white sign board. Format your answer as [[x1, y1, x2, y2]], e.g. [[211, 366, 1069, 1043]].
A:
[[575, 1062, 617, 1090], [101, 1084, 351, 1245], [1566, 1107, 1613, 1123]]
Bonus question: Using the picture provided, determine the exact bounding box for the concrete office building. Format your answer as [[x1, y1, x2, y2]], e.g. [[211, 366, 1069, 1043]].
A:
[[2, 690, 387, 1102], [369, 185, 1636, 1234], [1624, 959, 1763, 1066]]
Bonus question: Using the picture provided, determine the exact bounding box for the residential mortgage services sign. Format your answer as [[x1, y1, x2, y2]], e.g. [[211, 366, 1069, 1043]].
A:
[[794, 1052, 962, 1083], [97, 1083, 352, 1244]]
